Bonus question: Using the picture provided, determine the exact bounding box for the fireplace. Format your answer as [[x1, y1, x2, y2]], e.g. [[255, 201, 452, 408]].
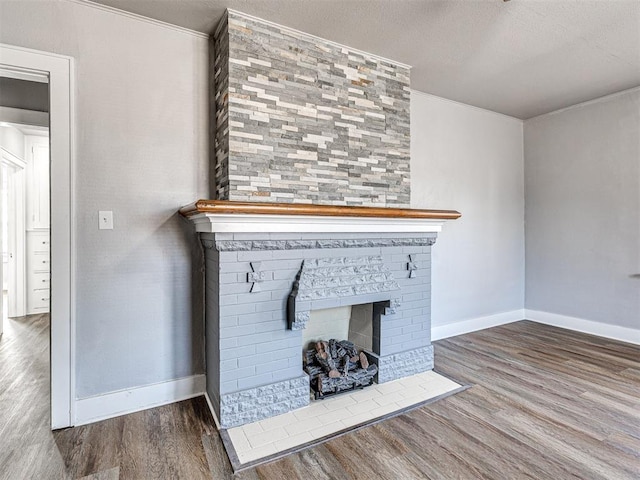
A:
[[180, 9, 460, 431], [180, 201, 459, 428]]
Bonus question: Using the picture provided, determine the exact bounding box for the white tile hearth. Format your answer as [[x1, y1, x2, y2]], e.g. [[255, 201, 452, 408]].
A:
[[223, 370, 464, 469]]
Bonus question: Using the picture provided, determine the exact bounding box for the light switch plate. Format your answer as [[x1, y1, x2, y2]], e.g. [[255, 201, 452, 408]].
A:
[[99, 211, 113, 230]]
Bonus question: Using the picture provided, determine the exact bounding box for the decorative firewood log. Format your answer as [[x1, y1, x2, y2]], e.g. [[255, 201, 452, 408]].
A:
[[304, 338, 377, 397], [359, 351, 369, 369]]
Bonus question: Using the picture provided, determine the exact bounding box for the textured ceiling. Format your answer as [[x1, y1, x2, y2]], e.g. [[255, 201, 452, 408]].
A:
[[89, 0, 640, 119]]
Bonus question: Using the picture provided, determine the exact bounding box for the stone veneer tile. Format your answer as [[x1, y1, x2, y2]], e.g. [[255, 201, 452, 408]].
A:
[[213, 10, 411, 207]]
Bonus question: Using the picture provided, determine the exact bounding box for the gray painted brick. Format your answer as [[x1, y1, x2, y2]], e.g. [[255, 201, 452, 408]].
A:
[[382, 246, 407, 255], [391, 254, 410, 263], [220, 359, 238, 371], [236, 372, 277, 390], [220, 324, 256, 339], [390, 332, 418, 346], [237, 290, 272, 304], [217, 261, 252, 274], [219, 337, 238, 351], [238, 346, 298, 368], [221, 380, 238, 394], [399, 299, 429, 311], [402, 324, 423, 335], [412, 315, 429, 325], [220, 272, 242, 284], [271, 365, 305, 383], [254, 319, 287, 334], [234, 332, 273, 348], [402, 292, 424, 302], [256, 358, 293, 376], [219, 251, 238, 263], [402, 307, 423, 319], [270, 291, 289, 302], [212, 233, 234, 241], [269, 232, 304, 240], [232, 233, 273, 241], [309, 298, 343, 310], [262, 258, 304, 270], [401, 337, 431, 350], [237, 250, 274, 261], [218, 282, 252, 295], [219, 316, 239, 328], [220, 365, 256, 383], [271, 250, 310, 260], [382, 326, 404, 338], [254, 299, 287, 313], [221, 302, 256, 316], [237, 311, 278, 325], [219, 344, 256, 360], [219, 294, 238, 306], [400, 283, 429, 294]]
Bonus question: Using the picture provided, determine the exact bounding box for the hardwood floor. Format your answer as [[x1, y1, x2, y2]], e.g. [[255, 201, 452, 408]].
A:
[[1, 318, 638, 479]]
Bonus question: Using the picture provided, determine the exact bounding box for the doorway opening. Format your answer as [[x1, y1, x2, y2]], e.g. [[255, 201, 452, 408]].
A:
[[1, 124, 50, 331], [0, 43, 73, 429]]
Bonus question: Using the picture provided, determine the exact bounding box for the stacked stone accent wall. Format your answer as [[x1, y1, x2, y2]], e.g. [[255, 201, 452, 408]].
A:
[[213, 10, 411, 206], [202, 231, 435, 428], [213, 21, 230, 199]]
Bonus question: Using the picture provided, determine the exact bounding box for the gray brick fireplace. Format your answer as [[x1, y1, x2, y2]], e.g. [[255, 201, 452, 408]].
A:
[[181, 9, 460, 430], [181, 203, 457, 429]]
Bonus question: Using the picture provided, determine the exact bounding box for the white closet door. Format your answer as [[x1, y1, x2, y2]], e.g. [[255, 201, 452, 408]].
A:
[[26, 136, 50, 230]]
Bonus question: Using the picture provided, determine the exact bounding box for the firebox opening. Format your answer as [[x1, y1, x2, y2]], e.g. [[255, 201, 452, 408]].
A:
[[301, 302, 385, 356], [301, 302, 390, 399]]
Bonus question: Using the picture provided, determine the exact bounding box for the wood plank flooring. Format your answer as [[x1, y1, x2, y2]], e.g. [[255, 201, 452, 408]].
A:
[[1, 318, 638, 479]]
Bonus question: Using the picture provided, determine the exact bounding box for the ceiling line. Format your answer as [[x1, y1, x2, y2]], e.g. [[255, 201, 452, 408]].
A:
[[525, 85, 640, 122], [68, 0, 210, 39]]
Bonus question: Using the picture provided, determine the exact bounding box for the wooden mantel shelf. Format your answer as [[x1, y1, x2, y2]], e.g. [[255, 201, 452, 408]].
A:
[[180, 200, 460, 234], [180, 200, 461, 220]]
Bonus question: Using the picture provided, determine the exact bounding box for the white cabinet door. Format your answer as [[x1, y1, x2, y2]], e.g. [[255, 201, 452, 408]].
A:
[[25, 136, 50, 230]]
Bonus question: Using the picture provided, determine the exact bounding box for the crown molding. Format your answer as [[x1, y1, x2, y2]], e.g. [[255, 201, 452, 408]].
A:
[[69, 0, 210, 39]]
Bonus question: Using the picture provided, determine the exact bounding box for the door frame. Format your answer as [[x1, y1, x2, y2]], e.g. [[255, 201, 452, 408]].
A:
[[0, 44, 75, 429], [1, 147, 27, 318]]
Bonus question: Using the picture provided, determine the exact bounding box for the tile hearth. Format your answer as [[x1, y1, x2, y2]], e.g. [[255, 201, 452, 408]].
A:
[[221, 370, 465, 471]]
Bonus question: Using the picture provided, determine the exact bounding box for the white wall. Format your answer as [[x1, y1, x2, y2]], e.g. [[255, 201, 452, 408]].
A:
[[0, 125, 25, 159], [411, 92, 525, 334], [524, 89, 640, 334], [0, 1, 209, 399]]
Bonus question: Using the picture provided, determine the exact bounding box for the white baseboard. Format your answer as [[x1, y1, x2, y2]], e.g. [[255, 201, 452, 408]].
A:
[[525, 309, 640, 346], [431, 309, 525, 341], [71, 311, 637, 427], [74, 374, 206, 426]]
